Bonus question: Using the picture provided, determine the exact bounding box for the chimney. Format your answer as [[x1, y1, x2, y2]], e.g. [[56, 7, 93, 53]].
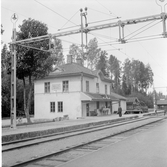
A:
[[67, 54, 73, 64], [76, 57, 83, 66]]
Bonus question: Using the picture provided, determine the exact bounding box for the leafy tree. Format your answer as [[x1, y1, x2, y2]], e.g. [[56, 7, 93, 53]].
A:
[[12, 18, 61, 123], [108, 54, 121, 93], [96, 50, 109, 76], [1, 44, 9, 76], [122, 74, 130, 95], [86, 38, 101, 70], [69, 44, 82, 62], [51, 37, 64, 65]]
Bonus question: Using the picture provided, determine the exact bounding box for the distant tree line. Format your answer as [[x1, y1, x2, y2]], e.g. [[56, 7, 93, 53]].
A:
[[68, 38, 155, 108]]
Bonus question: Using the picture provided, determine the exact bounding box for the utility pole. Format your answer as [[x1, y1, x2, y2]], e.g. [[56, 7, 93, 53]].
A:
[[10, 13, 18, 129], [80, 7, 88, 62]]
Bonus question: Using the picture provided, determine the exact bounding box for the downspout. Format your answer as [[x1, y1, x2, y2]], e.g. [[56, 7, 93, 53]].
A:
[[81, 72, 83, 92], [80, 72, 84, 117]]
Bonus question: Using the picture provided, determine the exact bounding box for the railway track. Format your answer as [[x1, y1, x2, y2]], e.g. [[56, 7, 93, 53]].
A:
[[2, 116, 153, 152], [2, 116, 165, 167]]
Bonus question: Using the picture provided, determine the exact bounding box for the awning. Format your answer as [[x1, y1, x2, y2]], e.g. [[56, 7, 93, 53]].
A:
[[81, 92, 118, 102]]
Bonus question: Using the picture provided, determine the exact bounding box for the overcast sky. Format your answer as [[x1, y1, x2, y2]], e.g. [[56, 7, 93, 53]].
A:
[[1, 0, 167, 95]]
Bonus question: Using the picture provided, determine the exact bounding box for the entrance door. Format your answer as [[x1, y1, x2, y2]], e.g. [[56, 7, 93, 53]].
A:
[[86, 103, 89, 116]]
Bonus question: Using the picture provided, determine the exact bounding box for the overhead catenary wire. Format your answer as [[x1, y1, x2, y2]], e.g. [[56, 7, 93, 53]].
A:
[[94, 0, 120, 18], [59, 10, 80, 30], [88, 31, 132, 59], [89, 7, 120, 18], [124, 20, 157, 39], [1, 6, 60, 31], [126, 20, 162, 41], [34, 0, 77, 26]]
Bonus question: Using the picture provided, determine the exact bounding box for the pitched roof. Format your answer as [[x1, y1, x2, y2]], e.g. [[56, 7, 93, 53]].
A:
[[42, 63, 112, 82], [45, 63, 97, 79]]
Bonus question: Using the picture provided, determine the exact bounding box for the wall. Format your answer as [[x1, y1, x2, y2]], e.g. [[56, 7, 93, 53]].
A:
[[82, 75, 111, 95], [35, 92, 81, 119], [34, 76, 82, 119], [34, 76, 81, 94]]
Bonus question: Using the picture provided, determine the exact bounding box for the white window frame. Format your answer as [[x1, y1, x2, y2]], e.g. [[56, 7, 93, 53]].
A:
[[63, 80, 69, 92], [45, 82, 50, 93], [58, 101, 63, 112], [50, 102, 55, 112]]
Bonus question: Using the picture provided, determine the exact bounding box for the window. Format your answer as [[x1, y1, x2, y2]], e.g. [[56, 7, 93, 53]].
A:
[[50, 102, 55, 112], [63, 81, 69, 92], [105, 85, 107, 94], [86, 81, 89, 92], [45, 82, 50, 93], [58, 101, 63, 112], [96, 83, 99, 93]]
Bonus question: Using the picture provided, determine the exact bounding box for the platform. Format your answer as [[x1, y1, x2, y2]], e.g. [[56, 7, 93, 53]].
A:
[[1, 111, 164, 143]]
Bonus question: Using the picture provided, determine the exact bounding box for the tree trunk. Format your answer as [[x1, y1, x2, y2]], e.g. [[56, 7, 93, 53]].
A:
[[23, 77, 32, 123]]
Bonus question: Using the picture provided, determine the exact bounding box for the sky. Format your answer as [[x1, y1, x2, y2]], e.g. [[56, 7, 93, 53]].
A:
[[1, 0, 167, 95]]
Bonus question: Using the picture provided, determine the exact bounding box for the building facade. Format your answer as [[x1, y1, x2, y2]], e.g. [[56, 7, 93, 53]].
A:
[[34, 57, 126, 119]]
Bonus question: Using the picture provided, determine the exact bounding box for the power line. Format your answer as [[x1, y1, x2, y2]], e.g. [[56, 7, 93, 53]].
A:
[[59, 10, 80, 30], [88, 7, 119, 18], [34, 0, 77, 26], [126, 20, 162, 41], [124, 20, 157, 39], [94, 0, 119, 18], [1, 6, 60, 31], [88, 32, 132, 59]]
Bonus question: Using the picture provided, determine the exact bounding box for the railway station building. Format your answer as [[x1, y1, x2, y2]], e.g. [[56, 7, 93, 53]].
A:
[[34, 55, 126, 119]]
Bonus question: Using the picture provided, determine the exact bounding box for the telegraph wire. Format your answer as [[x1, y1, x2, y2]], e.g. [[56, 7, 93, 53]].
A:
[[88, 7, 119, 18], [126, 20, 162, 41], [88, 32, 132, 59], [34, 0, 77, 26], [1, 6, 60, 31], [94, 0, 119, 18], [124, 20, 157, 39], [59, 10, 80, 30], [126, 26, 167, 83]]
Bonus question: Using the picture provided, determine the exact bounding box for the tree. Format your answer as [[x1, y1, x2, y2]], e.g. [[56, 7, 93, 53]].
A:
[[1, 44, 8, 76], [122, 74, 130, 95], [51, 37, 64, 65], [96, 50, 109, 76], [86, 38, 101, 70], [69, 44, 82, 62], [108, 54, 121, 93], [13, 18, 61, 123]]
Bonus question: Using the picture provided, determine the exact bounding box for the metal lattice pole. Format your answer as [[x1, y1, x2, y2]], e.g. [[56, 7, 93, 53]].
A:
[[10, 13, 18, 129]]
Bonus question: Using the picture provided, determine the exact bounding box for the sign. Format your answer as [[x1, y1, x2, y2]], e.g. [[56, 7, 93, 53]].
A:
[[52, 83, 61, 92]]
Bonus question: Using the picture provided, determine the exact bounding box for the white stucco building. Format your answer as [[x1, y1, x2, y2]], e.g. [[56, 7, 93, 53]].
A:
[[34, 56, 126, 119]]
